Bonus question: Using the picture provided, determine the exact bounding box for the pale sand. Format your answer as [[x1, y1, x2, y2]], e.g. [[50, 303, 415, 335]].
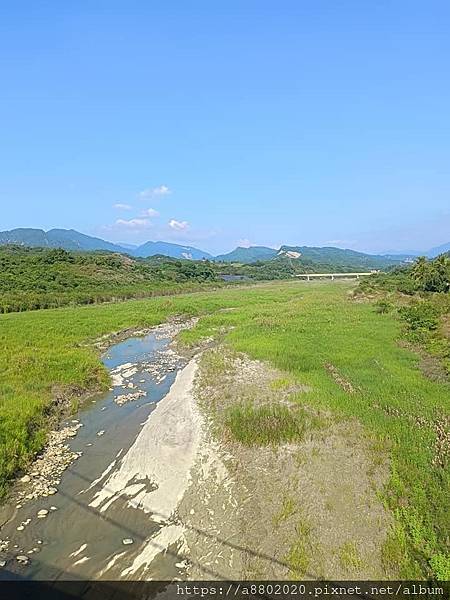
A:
[[120, 524, 185, 578], [90, 358, 203, 577]]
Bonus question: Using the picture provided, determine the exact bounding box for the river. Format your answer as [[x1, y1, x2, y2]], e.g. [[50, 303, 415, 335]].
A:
[[0, 320, 200, 581]]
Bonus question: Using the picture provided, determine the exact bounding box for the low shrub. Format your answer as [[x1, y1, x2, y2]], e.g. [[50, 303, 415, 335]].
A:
[[398, 302, 440, 331]]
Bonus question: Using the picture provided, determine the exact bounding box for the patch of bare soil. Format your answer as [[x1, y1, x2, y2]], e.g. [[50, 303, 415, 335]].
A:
[[397, 339, 449, 384], [324, 362, 359, 394], [177, 347, 395, 580]]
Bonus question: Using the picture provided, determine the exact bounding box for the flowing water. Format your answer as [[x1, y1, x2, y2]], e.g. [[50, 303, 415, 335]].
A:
[[0, 326, 193, 581]]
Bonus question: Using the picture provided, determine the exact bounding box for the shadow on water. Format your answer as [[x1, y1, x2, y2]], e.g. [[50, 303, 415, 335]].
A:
[[37, 466, 317, 580]]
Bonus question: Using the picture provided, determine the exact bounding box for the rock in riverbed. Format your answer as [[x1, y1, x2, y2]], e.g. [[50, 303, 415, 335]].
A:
[[114, 390, 146, 406], [122, 538, 134, 545], [15, 424, 83, 505]]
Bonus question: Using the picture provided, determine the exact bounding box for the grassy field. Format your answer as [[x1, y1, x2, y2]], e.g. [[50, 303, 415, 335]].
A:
[[0, 281, 448, 578]]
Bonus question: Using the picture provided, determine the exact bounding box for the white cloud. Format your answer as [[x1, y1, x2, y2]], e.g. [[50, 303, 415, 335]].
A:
[[114, 203, 132, 210], [139, 185, 171, 199], [237, 238, 251, 248], [169, 219, 189, 231], [141, 208, 159, 217], [115, 218, 151, 229]]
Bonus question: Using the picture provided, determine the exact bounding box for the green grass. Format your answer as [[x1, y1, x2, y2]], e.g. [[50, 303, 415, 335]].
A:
[[224, 403, 307, 446], [0, 280, 448, 578], [285, 519, 313, 578], [339, 541, 364, 571], [273, 496, 297, 527]]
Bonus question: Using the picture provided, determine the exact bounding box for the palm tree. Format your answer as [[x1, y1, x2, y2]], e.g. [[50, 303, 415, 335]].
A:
[[412, 256, 429, 290]]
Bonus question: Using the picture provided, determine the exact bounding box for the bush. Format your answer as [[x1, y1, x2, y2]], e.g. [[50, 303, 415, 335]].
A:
[[398, 302, 439, 331], [374, 299, 393, 314]]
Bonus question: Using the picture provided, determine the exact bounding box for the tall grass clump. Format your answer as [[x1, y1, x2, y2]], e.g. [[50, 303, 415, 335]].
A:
[[224, 403, 306, 446]]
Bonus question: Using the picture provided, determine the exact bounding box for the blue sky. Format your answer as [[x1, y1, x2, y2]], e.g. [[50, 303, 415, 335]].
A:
[[1, 1, 449, 254]]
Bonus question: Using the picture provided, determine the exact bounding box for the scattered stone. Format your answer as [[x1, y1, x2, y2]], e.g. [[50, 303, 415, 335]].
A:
[[15, 423, 83, 505], [37, 509, 49, 518], [16, 504, 22, 509], [122, 538, 134, 545], [16, 555, 29, 564], [50, 506, 57, 511], [37, 540, 43, 545], [20, 475, 31, 484], [97, 430, 105, 437], [176, 559, 189, 569], [0, 560, 6, 567], [16, 526, 25, 531], [115, 390, 147, 406]]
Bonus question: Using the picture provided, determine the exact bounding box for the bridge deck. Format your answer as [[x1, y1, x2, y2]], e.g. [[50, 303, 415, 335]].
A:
[[295, 272, 376, 279]]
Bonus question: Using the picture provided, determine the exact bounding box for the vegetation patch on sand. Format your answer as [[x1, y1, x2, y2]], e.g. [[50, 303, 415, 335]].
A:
[[224, 403, 309, 446]]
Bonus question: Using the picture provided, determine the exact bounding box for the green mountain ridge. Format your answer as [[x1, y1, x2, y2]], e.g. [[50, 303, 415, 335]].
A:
[[276, 245, 402, 270], [215, 244, 403, 269], [1, 228, 448, 267], [0, 228, 212, 260], [214, 246, 278, 263]]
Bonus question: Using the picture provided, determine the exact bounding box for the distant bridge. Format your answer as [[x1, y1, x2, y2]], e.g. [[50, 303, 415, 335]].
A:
[[295, 272, 377, 281]]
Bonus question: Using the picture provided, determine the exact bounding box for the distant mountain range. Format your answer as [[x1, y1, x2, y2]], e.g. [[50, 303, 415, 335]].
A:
[[216, 245, 402, 270], [427, 242, 450, 258], [0, 228, 213, 260], [215, 243, 450, 264], [0, 228, 448, 265]]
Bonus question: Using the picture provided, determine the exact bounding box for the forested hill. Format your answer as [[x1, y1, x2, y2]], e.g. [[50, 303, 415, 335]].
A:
[[215, 246, 278, 263], [2, 245, 447, 314], [0, 246, 218, 313], [215, 244, 403, 269], [276, 245, 402, 270]]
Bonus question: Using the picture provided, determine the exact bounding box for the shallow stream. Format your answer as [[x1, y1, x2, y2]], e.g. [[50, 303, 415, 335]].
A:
[[0, 326, 191, 581]]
